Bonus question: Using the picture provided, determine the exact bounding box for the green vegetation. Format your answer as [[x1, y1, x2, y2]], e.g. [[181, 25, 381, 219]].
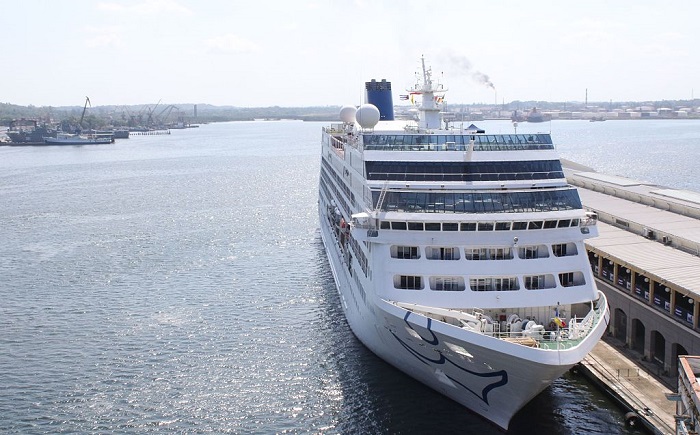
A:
[[0, 103, 342, 129], [1, 98, 698, 128]]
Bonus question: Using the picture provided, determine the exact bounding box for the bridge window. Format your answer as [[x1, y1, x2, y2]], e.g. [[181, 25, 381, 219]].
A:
[[513, 221, 528, 230], [391, 221, 407, 230], [442, 222, 459, 231], [407, 222, 424, 231], [495, 222, 511, 231]]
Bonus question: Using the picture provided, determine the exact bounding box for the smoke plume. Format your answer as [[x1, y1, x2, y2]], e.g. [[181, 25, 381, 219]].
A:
[[447, 55, 496, 90]]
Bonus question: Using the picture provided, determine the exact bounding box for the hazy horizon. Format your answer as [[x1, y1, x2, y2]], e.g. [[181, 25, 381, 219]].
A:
[[4, 1, 699, 108]]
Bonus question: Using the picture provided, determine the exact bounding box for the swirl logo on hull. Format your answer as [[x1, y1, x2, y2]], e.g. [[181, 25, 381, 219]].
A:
[[390, 311, 508, 406]]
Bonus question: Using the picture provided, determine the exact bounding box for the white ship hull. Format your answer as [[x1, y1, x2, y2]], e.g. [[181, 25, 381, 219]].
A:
[[317, 58, 610, 430], [319, 210, 609, 429]]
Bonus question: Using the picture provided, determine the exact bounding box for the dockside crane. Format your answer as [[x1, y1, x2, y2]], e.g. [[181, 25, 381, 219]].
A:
[[78, 96, 91, 132], [146, 99, 162, 128]]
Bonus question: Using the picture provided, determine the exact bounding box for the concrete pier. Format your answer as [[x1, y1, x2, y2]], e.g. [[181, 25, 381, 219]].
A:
[[579, 336, 675, 434]]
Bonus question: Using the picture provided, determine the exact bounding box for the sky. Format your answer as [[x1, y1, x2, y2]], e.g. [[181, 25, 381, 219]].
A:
[[2, 0, 699, 108]]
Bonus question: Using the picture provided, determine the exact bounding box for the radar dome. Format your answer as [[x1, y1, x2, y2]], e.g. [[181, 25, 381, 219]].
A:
[[356, 104, 380, 129], [339, 105, 357, 123]]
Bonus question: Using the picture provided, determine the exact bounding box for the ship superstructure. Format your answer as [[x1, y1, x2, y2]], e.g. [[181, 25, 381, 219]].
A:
[[318, 57, 609, 429]]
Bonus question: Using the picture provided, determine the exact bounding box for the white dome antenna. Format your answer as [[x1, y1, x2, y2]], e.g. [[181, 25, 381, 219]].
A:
[[356, 104, 380, 129], [339, 105, 357, 123]]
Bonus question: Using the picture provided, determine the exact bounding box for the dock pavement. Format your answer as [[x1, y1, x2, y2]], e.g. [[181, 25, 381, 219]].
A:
[[579, 338, 676, 434]]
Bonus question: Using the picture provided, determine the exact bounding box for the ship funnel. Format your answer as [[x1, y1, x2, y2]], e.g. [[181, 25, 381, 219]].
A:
[[365, 79, 394, 121]]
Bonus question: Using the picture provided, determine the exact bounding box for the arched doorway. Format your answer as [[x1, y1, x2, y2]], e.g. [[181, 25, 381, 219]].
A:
[[651, 330, 666, 368], [671, 343, 689, 378], [631, 318, 645, 354], [614, 308, 628, 342]]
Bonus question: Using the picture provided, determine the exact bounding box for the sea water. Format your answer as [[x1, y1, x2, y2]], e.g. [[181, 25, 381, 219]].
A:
[[3, 119, 697, 433]]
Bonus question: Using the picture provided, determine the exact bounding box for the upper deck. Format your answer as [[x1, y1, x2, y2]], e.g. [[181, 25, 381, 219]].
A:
[[362, 132, 554, 152], [322, 124, 554, 154]]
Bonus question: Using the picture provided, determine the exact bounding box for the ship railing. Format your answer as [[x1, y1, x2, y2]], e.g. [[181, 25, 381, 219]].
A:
[[393, 294, 607, 350], [581, 211, 598, 227], [329, 135, 346, 153], [366, 170, 566, 182], [363, 143, 554, 152], [323, 124, 346, 134]]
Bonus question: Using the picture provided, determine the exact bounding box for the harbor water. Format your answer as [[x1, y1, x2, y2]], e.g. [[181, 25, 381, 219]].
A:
[[2, 119, 699, 434]]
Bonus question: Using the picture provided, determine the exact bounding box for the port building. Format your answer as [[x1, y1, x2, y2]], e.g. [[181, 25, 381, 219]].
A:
[[564, 160, 700, 379]]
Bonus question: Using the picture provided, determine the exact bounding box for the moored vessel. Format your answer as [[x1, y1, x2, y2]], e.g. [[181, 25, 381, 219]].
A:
[[43, 132, 114, 145], [318, 57, 610, 429], [6, 118, 58, 144]]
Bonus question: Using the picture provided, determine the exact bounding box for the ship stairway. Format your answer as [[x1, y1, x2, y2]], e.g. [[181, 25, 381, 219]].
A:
[[374, 181, 389, 214]]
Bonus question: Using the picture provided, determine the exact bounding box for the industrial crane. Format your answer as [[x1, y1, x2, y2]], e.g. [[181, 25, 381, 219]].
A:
[[78, 96, 91, 132]]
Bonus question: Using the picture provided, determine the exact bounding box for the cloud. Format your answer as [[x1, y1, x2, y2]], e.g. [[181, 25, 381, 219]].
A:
[[98, 0, 192, 15], [84, 26, 123, 48], [205, 34, 260, 54]]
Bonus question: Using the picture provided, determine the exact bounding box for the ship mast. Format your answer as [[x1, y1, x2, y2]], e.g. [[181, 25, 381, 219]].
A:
[[407, 56, 447, 131]]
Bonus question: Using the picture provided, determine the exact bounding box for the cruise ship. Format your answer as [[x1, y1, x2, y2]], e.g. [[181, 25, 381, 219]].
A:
[[317, 58, 610, 430]]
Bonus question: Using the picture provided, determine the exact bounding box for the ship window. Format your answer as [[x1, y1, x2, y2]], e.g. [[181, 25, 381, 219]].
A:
[[461, 222, 477, 231], [442, 222, 458, 231], [395, 275, 423, 290], [471, 278, 490, 291], [544, 220, 558, 229], [392, 246, 420, 259], [374, 189, 582, 214], [518, 245, 549, 259], [494, 277, 519, 291], [559, 271, 586, 287], [408, 222, 424, 231], [528, 221, 543, 230], [525, 275, 544, 290], [425, 222, 441, 231], [552, 242, 578, 257], [571, 219, 580, 226], [465, 247, 513, 260], [478, 222, 494, 231], [559, 272, 574, 287], [470, 277, 518, 291], [495, 222, 511, 231], [380, 221, 390, 229], [427, 247, 459, 260], [391, 221, 407, 230], [557, 219, 571, 228], [493, 248, 512, 260], [430, 276, 465, 291], [512, 221, 528, 230]]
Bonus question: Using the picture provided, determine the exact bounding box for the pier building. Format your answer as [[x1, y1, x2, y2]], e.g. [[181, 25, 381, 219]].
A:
[[675, 355, 700, 434], [564, 160, 700, 380]]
